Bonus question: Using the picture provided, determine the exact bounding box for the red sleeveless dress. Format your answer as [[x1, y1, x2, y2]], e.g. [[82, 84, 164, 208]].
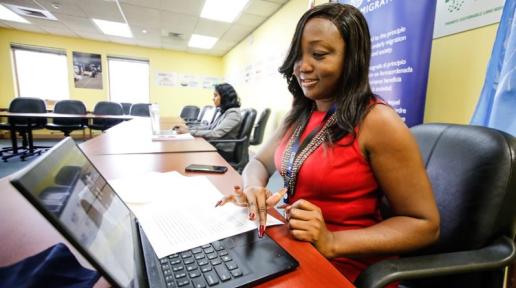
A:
[[274, 110, 395, 283]]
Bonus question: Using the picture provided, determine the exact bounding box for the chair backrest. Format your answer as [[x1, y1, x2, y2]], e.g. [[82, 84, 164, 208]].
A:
[[410, 124, 515, 255], [91, 101, 124, 127], [129, 103, 151, 117], [180, 105, 200, 121], [52, 100, 87, 126], [232, 108, 257, 169], [8, 97, 47, 127], [121, 102, 132, 115], [250, 108, 271, 146]]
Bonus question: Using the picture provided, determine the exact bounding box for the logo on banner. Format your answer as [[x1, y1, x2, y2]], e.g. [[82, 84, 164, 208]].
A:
[[348, 0, 364, 8], [445, 0, 464, 13]]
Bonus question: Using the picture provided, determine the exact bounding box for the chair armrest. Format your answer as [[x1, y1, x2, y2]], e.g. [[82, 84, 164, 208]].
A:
[[355, 235, 516, 288], [208, 136, 247, 144]]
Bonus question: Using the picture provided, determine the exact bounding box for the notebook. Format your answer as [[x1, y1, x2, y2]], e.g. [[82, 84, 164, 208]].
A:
[[10, 137, 298, 288]]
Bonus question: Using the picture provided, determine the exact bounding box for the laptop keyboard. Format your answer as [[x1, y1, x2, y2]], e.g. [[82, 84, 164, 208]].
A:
[[159, 240, 243, 288]]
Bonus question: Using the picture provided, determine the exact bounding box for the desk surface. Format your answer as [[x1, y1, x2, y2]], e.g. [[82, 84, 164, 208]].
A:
[[0, 119, 354, 288], [80, 118, 217, 155], [0, 111, 135, 120]]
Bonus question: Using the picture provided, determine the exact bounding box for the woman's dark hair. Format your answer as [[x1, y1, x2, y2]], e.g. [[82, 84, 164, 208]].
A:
[[279, 3, 374, 142], [215, 83, 241, 113]]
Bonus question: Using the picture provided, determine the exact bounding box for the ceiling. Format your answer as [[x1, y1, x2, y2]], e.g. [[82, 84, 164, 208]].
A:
[[0, 0, 288, 56]]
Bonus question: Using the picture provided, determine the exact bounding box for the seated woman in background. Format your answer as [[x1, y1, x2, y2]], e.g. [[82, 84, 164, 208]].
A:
[[175, 83, 242, 160], [216, 3, 440, 286]]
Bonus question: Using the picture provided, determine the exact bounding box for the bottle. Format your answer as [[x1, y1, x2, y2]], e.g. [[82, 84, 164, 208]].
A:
[[149, 103, 160, 134]]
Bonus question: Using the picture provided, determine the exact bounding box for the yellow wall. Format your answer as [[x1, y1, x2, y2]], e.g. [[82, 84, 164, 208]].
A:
[[425, 24, 497, 124], [0, 27, 222, 117]]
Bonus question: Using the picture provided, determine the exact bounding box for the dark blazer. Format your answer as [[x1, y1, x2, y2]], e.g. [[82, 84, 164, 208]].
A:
[[190, 107, 242, 154]]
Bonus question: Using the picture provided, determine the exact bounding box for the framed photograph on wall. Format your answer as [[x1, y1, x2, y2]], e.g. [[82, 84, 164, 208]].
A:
[[73, 52, 103, 89]]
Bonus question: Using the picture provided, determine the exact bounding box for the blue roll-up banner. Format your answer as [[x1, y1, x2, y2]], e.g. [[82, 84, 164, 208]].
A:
[[337, 0, 437, 126]]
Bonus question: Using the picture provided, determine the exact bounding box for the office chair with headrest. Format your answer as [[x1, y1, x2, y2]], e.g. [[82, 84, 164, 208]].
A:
[[355, 123, 516, 288], [46, 100, 87, 136], [250, 108, 271, 146], [209, 108, 257, 173], [180, 105, 200, 122], [88, 101, 124, 132], [0, 97, 50, 161], [129, 103, 151, 117]]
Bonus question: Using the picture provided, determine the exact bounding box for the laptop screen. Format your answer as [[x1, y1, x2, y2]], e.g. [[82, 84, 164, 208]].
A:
[[10, 138, 137, 287]]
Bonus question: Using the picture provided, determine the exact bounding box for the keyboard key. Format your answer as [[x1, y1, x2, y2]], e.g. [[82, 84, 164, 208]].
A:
[[203, 271, 219, 286], [194, 254, 205, 260], [210, 258, 221, 266], [162, 264, 171, 270], [217, 250, 228, 257], [170, 258, 182, 265], [186, 264, 198, 271], [165, 275, 174, 282], [163, 269, 172, 276], [175, 272, 187, 279], [214, 265, 231, 282], [212, 241, 224, 251], [192, 278, 207, 288], [206, 253, 217, 260], [201, 244, 211, 249], [197, 259, 209, 266], [231, 268, 243, 278], [181, 252, 193, 258], [203, 247, 214, 254], [221, 255, 232, 262], [176, 279, 190, 287], [201, 265, 212, 273], [172, 265, 184, 272], [169, 253, 179, 259], [160, 258, 169, 264], [189, 270, 201, 278], [184, 257, 195, 265], [225, 261, 238, 270], [192, 247, 203, 254], [166, 282, 176, 287]]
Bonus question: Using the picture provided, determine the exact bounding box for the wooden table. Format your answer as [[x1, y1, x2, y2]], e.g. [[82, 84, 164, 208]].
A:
[[0, 119, 354, 288]]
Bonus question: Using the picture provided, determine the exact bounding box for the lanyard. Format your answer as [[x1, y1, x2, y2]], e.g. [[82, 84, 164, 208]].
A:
[[283, 105, 336, 203]]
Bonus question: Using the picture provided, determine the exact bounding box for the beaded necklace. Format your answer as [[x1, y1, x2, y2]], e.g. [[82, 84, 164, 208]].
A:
[[280, 106, 337, 203]]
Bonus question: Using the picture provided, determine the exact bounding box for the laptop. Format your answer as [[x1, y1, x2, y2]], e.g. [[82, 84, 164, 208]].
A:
[[10, 137, 298, 288]]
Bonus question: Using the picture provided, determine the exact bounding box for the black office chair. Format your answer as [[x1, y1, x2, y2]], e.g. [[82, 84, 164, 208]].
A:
[[46, 100, 87, 136], [356, 123, 516, 288], [0, 97, 50, 161], [88, 101, 124, 133], [121, 102, 132, 115], [180, 105, 200, 122], [250, 108, 271, 146], [129, 103, 151, 117], [187, 106, 218, 127], [209, 108, 257, 173]]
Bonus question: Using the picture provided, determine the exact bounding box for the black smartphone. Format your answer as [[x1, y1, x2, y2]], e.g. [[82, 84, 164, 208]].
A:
[[185, 164, 228, 174]]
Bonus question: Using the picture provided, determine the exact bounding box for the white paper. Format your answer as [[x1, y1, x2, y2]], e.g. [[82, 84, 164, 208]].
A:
[[151, 132, 194, 141], [109, 172, 283, 258]]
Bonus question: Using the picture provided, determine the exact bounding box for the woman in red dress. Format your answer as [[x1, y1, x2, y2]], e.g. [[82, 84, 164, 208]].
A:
[[218, 3, 440, 284]]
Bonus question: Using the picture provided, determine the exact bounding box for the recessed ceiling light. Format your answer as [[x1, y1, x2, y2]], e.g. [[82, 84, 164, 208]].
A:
[[188, 34, 218, 49], [200, 0, 249, 23], [0, 4, 30, 23], [142, 29, 147, 34], [92, 18, 132, 38]]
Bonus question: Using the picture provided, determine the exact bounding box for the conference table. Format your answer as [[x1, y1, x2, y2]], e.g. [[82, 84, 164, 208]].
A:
[[0, 117, 354, 288]]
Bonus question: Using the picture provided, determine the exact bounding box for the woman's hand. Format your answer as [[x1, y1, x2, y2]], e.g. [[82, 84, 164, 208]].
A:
[[216, 185, 287, 237], [285, 199, 335, 258], [172, 124, 189, 134]]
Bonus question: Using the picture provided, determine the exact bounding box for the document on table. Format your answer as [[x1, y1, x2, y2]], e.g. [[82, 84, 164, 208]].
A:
[[109, 171, 283, 258], [151, 131, 194, 141]]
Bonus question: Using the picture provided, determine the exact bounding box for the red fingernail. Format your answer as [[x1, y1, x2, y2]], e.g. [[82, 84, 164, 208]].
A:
[[234, 185, 241, 190], [249, 212, 255, 220], [258, 225, 265, 238], [215, 200, 222, 207]]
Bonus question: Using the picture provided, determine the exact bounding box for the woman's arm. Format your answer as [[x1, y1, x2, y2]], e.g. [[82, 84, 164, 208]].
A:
[[191, 109, 241, 139], [287, 104, 440, 258]]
